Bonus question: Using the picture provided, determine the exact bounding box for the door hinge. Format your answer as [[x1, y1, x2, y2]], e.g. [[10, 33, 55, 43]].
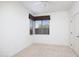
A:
[[70, 44, 72, 46], [70, 32, 72, 34], [70, 20, 72, 23]]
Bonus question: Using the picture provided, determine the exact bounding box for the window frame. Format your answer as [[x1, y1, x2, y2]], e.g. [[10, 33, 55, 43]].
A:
[[29, 14, 50, 35]]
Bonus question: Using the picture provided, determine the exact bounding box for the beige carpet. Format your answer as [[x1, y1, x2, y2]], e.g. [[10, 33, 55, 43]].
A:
[[14, 44, 77, 57]]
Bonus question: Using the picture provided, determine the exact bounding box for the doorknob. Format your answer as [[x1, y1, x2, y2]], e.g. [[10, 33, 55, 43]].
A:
[[76, 36, 79, 38]]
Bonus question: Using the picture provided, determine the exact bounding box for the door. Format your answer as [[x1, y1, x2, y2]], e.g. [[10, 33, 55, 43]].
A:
[[71, 13, 79, 56]]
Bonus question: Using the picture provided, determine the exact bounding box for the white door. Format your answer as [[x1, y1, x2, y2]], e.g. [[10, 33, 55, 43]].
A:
[[71, 13, 79, 56]]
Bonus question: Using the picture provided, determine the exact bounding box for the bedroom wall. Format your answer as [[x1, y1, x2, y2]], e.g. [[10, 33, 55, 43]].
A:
[[0, 2, 31, 56], [0, 1, 74, 57], [32, 11, 70, 46]]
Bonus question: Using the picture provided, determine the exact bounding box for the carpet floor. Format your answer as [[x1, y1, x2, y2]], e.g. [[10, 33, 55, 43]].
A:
[[14, 44, 77, 57]]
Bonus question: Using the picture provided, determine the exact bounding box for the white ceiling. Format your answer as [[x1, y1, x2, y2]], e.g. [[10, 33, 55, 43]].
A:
[[21, 1, 73, 15]]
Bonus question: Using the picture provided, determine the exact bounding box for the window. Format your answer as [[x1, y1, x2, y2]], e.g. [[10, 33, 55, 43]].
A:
[[35, 20, 49, 34], [29, 14, 50, 35]]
